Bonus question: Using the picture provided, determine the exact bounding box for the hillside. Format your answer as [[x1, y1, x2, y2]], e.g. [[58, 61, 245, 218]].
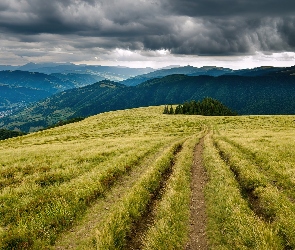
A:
[[0, 80, 126, 132], [0, 70, 75, 92], [0, 83, 51, 116], [0, 70, 76, 115], [1, 72, 295, 132], [120, 65, 294, 86], [9, 62, 155, 80], [1, 106, 295, 249], [0, 64, 155, 115], [50, 73, 104, 88], [1, 64, 293, 118], [120, 65, 234, 86]]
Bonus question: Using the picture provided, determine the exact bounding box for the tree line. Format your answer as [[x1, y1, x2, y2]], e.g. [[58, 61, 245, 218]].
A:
[[0, 117, 86, 140], [163, 97, 237, 116], [0, 129, 26, 141]]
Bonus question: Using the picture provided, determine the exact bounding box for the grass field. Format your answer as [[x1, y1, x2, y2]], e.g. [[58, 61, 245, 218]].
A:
[[206, 116, 295, 249], [1, 107, 295, 249]]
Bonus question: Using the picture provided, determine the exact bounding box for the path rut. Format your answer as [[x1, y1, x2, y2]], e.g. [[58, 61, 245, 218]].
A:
[[186, 137, 208, 250]]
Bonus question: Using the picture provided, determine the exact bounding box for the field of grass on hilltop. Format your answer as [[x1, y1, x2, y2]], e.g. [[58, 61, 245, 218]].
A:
[[204, 115, 295, 249], [0, 106, 205, 249], [1, 106, 295, 249]]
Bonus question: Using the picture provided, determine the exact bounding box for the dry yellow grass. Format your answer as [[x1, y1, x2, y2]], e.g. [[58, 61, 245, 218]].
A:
[[1, 107, 295, 249], [0, 106, 204, 249]]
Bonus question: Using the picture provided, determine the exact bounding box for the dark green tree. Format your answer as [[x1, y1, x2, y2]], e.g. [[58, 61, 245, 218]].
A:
[[163, 105, 169, 114], [169, 105, 174, 114]]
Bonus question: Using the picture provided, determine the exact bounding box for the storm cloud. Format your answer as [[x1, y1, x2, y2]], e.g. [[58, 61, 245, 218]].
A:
[[0, 0, 295, 66]]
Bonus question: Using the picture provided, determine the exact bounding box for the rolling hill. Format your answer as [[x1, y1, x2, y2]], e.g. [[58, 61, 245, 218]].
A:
[[0, 70, 75, 92], [0, 84, 50, 115], [12, 62, 155, 80], [1, 106, 295, 249]]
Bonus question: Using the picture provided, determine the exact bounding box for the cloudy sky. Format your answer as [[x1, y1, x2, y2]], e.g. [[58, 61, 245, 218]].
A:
[[0, 0, 295, 69]]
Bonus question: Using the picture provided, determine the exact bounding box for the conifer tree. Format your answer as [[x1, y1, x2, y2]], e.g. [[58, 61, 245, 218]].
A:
[[163, 105, 169, 114], [169, 105, 174, 114]]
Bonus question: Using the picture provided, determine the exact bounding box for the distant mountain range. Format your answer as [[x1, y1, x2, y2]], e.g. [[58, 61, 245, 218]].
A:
[[0, 63, 154, 114], [1, 65, 295, 132], [0, 70, 75, 115], [120, 65, 292, 86], [0, 62, 154, 79], [0, 63, 236, 114], [120, 65, 234, 86]]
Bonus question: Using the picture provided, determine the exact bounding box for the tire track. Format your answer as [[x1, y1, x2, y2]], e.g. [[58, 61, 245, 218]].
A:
[[125, 144, 183, 250], [54, 142, 175, 249], [213, 139, 270, 221], [186, 137, 208, 250]]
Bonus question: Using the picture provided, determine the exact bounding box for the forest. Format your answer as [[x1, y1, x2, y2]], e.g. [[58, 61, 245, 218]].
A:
[[163, 98, 237, 116], [0, 129, 25, 140]]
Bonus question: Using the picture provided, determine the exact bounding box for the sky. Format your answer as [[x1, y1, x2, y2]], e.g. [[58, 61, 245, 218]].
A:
[[0, 0, 295, 69]]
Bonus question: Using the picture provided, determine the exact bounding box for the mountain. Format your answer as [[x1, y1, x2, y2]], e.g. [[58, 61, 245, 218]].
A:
[[13, 63, 155, 81], [224, 66, 286, 76], [0, 70, 77, 115], [50, 73, 104, 88], [0, 80, 127, 131], [0, 84, 50, 116], [0, 70, 75, 92], [120, 65, 234, 86], [2, 72, 295, 132], [0, 65, 19, 71], [16, 62, 74, 72], [0, 65, 155, 115], [120, 65, 295, 86]]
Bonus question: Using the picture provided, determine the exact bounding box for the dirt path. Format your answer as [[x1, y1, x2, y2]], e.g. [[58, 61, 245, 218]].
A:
[[186, 137, 208, 250]]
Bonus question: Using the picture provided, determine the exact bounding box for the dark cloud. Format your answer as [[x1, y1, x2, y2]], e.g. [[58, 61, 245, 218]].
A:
[[141, 16, 295, 55], [277, 17, 295, 48], [0, 0, 295, 63], [165, 0, 295, 17]]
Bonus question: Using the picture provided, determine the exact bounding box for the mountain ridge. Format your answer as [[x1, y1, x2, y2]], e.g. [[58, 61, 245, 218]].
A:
[[1, 72, 295, 132]]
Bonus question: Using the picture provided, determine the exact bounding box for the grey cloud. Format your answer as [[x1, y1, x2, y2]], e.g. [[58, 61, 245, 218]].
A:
[[0, 0, 163, 35], [141, 17, 295, 55], [164, 0, 295, 17], [14, 50, 48, 57], [277, 17, 295, 48], [0, 0, 295, 60]]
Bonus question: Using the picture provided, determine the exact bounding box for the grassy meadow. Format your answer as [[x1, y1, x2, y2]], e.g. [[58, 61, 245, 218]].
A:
[[0, 106, 295, 249]]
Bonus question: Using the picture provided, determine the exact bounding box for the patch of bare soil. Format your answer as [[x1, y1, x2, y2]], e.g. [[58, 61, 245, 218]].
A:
[[186, 137, 208, 250]]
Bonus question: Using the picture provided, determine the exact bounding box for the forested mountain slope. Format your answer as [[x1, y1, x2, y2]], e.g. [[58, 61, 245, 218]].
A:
[[1, 73, 295, 132]]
